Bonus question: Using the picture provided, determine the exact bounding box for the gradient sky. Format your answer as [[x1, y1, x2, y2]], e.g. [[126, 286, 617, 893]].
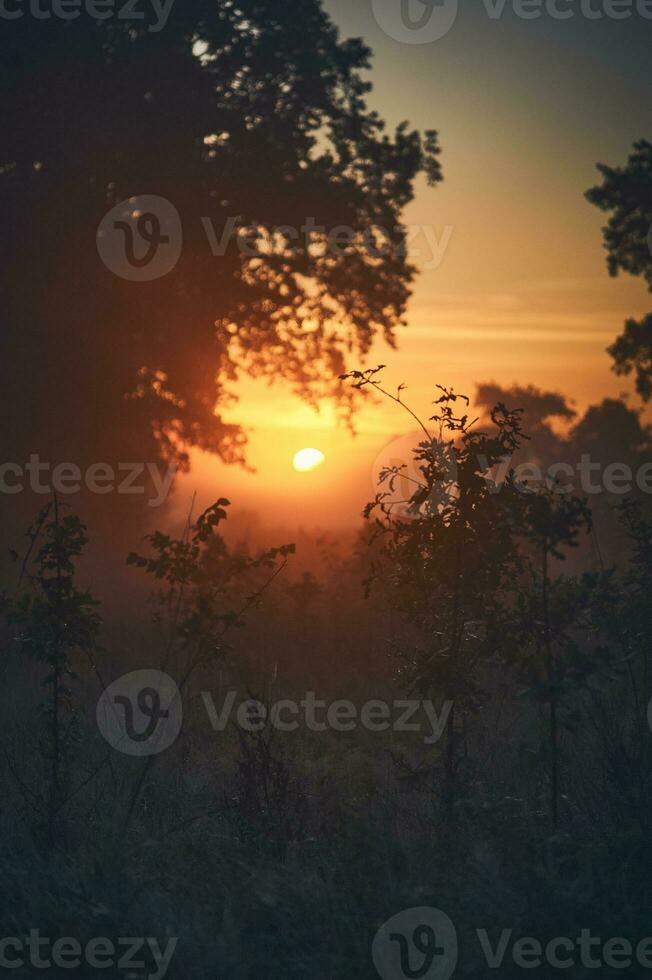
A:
[[177, 0, 651, 530]]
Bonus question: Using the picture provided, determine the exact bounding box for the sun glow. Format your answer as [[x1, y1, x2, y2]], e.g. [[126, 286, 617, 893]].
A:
[[293, 448, 325, 473]]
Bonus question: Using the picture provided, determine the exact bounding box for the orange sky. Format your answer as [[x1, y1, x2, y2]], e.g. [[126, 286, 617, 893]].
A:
[[176, 2, 651, 531]]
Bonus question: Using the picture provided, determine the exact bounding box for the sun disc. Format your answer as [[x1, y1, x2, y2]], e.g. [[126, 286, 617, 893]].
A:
[[293, 448, 325, 472]]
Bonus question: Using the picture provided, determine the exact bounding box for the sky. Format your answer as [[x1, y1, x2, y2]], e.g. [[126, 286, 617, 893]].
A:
[[177, 0, 651, 531]]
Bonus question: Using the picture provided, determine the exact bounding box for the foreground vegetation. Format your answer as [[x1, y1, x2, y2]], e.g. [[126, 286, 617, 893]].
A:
[[1, 376, 651, 978]]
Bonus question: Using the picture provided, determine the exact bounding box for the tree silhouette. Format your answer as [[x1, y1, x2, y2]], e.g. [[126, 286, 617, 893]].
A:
[[514, 484, 593, 831], [475, 382, 575, 463], [5, 498, 102, 847], [586, 139, 652, 399], [343, 367, 525, 827], [0, 1, 441, 525]]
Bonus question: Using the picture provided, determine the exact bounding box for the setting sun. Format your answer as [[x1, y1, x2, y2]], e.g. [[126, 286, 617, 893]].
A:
[[293, 448, 325, 473]]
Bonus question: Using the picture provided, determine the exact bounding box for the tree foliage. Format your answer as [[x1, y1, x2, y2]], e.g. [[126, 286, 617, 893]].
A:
[[0, 1, 441, 493], [586, 139, 652, 399]]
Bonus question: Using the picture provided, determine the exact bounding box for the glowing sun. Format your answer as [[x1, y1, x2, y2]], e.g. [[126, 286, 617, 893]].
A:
[[293, 448, 325, 473]]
